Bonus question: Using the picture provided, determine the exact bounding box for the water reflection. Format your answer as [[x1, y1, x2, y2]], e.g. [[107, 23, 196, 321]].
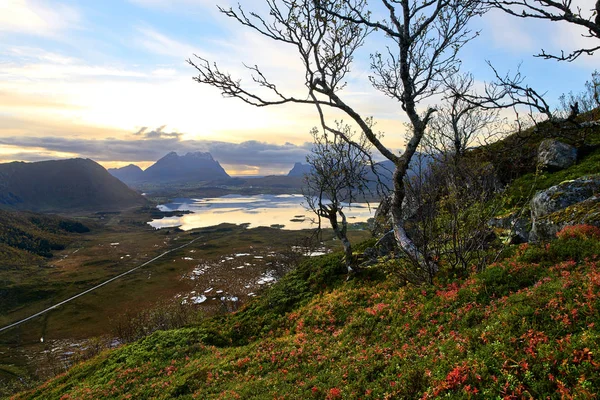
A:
[[149, 194, 375, 231]]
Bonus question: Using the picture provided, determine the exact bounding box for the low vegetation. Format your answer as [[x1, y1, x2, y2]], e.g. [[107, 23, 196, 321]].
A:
[[11, 224, 600, 399]]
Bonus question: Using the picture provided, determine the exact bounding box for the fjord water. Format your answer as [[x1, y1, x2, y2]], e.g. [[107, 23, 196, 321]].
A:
[[149, 194, 376, 230]]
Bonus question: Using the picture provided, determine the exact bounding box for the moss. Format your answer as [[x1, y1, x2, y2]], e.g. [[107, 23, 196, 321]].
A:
[[541, 197, 600, 226]]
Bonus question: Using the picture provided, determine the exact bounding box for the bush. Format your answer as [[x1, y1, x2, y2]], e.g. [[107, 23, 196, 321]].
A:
[[519, 225, 600, 264]]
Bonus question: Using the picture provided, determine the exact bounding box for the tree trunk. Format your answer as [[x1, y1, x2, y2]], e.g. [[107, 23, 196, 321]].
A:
[[329, 209, 355, 274], [390, 143, 439, 283]]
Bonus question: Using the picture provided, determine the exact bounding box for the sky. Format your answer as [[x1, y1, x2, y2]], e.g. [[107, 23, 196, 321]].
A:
[[0, 0, 598, 175]]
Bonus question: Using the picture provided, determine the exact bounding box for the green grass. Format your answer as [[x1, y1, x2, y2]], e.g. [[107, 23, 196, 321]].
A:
[[11, 225, 600, 399]]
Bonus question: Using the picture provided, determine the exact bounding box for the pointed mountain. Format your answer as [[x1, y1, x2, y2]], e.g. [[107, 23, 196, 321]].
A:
[[287, 162, 313, 177], [108, 164, 145, 184], [143, 152, 230, 183], [0, 158, 148, 212]]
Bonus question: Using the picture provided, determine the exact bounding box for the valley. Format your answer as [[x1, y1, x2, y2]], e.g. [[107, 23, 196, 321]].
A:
[[0, 205, 371, 394]]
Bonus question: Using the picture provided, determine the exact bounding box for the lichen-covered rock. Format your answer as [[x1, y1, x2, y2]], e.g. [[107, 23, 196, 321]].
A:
[[537, 139, 577, 171], [530, 195, 600, 242], [531, 175, 600, 219], [370, 194, 418, 237], [530, 175, 600, 241]]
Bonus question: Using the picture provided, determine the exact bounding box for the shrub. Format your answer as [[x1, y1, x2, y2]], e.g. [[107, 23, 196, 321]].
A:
[[556, 224, 600, 241]]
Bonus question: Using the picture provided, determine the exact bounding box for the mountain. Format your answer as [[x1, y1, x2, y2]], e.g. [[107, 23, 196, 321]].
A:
[[142, 152, 230, 183], [0, 158, 148, 212], [287, 162, 312, 177], [287, 155, 431, 185], [108, 164, 145, 184]]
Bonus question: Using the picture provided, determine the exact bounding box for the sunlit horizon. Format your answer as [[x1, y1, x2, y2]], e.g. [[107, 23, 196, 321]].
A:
[[1, 0, 598, 175]]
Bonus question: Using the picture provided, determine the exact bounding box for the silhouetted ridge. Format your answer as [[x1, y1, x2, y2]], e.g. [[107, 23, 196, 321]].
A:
[[0, 158, 147, 212]]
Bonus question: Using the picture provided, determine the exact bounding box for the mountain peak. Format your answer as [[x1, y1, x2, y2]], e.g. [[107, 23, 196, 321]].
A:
[[185, 152, 214, 160], [288, 162, 312, 177], [142, 151, 230, 183], [0, 159, 147, 212]]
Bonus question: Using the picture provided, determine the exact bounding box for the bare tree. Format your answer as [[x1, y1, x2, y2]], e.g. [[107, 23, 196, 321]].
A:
[[423, 72, 504, 161], [188, 0, 484, 278], [485, 0, 600, 61], [558, 70, 600, 116], [303, 124, 372, 273]]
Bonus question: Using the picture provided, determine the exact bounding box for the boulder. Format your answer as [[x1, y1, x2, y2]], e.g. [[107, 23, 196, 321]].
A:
[[530, 195, 600, 242], [537, 139, 577, 171], [488, 212, 530, 244], [529, 175, 600, 241]]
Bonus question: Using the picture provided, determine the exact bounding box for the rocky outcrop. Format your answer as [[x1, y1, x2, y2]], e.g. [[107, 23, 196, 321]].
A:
[[532, 196, 600, 242], [537, 139, 577, 171], [530, 175, 600, 242], [488, 212, 530, 244]]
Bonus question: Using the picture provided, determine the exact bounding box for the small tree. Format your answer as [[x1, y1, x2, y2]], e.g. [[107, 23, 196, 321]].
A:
[[423, 72, 504, 162], [303, 125, 372, 273], [558, 70, 600, 116]]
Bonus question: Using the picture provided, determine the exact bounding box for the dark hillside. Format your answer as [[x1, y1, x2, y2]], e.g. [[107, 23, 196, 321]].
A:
[[107, 164, 145, 184], [470, 109, 600, 183], [0, 210, 91, 315], [0, 158, 148, 212]]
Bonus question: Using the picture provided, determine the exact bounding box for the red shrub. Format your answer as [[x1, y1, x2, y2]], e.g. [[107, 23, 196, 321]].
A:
[[556, 225, 600, 241]]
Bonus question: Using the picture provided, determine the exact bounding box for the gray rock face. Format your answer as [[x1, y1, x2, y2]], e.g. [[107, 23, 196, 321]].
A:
[[488, 212, 530, 244], [530, 175, 600, 241], [537, 139, 577, 171], [531, 176, 600, 219]]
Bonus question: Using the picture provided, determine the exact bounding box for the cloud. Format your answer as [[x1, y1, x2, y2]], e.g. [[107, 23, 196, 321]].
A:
[[0, 132, 311, 173], [0, 0, 81, 38], [140, 125, 183, 139], [135, 26, 208, 59]]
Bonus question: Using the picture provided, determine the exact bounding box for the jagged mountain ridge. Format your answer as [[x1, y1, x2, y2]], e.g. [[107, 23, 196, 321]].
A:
[[109, 152, 230, 185]]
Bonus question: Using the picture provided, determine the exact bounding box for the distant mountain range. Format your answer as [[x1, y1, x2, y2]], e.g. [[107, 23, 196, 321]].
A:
[[109, 152, 230, 185], [284, 156, 431, 185], [0, 158, 147, 212]]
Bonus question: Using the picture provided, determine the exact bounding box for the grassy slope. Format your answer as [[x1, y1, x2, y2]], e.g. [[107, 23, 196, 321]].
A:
[[13, 229, 600, 399], [0, 211, 92, 314], [11, 114, 600, 399]]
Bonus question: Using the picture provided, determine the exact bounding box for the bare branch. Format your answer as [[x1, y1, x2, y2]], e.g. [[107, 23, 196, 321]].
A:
[[485, 0, 600, 61]]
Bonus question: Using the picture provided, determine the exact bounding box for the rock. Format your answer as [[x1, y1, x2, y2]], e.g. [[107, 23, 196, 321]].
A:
[[537, 139, 577, 171], [488, 212, 530, 244], [529, 175, 600, 242], [531, 175, 600, 219], [371, 192, 422, 237], [363, 230, 397, 261], [530, 195, 600, 242]]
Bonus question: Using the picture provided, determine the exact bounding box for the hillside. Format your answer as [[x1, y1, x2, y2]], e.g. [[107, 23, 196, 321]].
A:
[[0, 211, 91, 316], [9, 113, 600, 398], [0, 159, 148, 213], [0, 210, 89, 263], [13, 227, 600, 399]]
